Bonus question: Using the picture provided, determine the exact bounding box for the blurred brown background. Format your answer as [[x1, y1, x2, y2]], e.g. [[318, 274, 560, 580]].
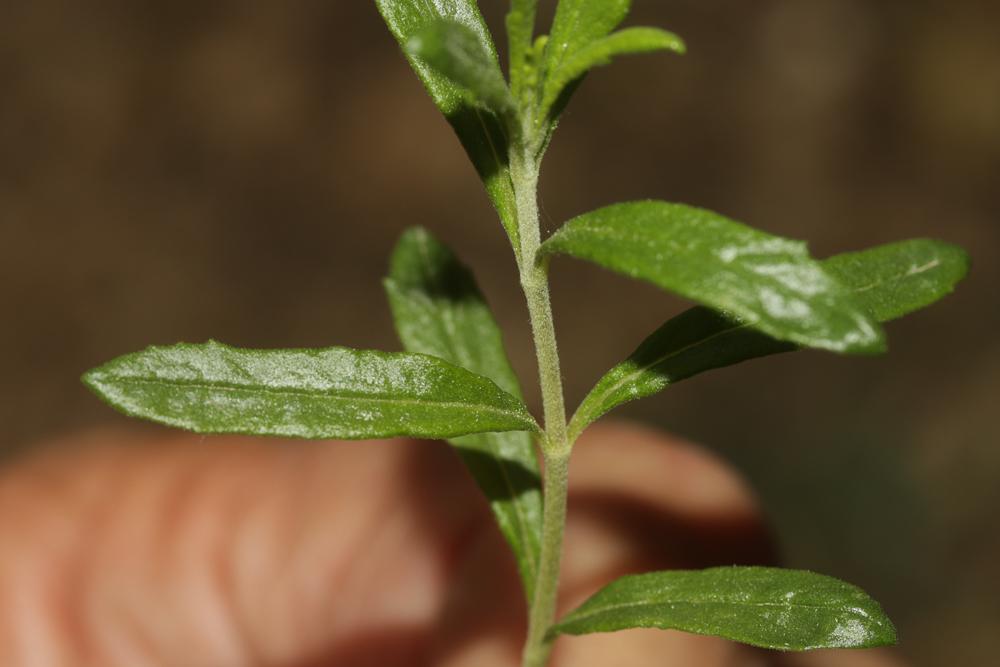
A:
[[2, 1, 997, 664]]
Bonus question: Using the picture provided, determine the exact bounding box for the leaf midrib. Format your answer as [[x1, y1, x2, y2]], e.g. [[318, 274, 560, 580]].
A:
[[562, 596, 875, 627], [571, 319, 748, 433], [850, 258, 941, 294], [100, 376, 532, 425]]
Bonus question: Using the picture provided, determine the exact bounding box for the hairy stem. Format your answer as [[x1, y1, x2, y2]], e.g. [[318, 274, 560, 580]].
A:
[[523, 450, 570, 667], [511, 143, 570, 667], [513, 156, 568, 453]]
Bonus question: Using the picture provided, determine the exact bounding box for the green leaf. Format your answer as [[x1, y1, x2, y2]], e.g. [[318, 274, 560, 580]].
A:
[[545, 0, 632, 77], [406, 20, 514, 115], [550, 567, 897, 651], [568, 239, 969, 439], [375, 0, 520, 255], [822, 238, 971, 322], [83, 341, 538, 440], [539, 0, 683, 124], [384, 226, 542, 601], [541, 27, 685, 121], [541, 201, 885, 354], [506, 0, 539, 105]]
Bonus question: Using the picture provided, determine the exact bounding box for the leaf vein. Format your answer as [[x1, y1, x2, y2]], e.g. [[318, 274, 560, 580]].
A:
[[104, 376, 533, 425]]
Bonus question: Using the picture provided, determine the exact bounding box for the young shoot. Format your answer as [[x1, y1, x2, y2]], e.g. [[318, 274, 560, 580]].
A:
[[84, 2, 970, 665]]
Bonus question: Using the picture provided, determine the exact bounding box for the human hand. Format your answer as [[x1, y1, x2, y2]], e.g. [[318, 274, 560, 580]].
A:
[[0, 422, 904, 666]]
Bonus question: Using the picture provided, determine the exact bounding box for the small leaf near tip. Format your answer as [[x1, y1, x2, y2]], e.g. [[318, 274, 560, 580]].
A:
[[541, 27, 686, 120]]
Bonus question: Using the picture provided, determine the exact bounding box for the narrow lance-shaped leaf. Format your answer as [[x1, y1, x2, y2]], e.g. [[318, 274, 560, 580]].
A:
[[384, 227, 543, 601], [406, 20, 514, 115], [506, 0, 539, 105], [544, 0, 632, 78], [541, 0, 628, 126], [569, 239, 970, 439], [541, 201, 886, 355], [551, 567, 897, 651], [83, 342, 538, 440], [540, 27, 685, 122], [375, 0, 520, 255], [539, 0, 683, 124]]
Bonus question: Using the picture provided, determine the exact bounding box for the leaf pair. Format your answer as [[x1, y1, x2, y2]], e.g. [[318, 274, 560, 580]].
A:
[[84, 227, 545, 601], [568, 235, 970, 437], [536, 201, 970, 439]]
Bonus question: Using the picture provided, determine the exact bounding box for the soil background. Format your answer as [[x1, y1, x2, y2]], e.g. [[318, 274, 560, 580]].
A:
[[2, 1, 998, 664]]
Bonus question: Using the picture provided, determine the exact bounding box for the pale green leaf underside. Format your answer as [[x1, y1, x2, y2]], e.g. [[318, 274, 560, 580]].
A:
[[384, 227, 542, 601], [541, 201, 885, 355], [375, 0, 520, 254], [83, 342, 537, 440], [551, 567, 897, 651], [541, 27, 685, 121], [569, 238, 969, 439], [406, 20, 514, 114], [570, 239, 968, 437]]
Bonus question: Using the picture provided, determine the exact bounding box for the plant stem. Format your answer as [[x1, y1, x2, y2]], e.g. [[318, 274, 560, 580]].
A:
[[512, 156, 569, 455], [523, 449, 570, 667], [511, 142, 571, 667]]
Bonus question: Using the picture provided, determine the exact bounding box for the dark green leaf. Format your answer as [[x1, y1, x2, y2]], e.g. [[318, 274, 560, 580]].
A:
[[83, 342, 538, 440], [568, 238, 969, 438], [406, 20, 514, 114], [506, 0, 539, 105], [541, 27, 685, 121], [384, 227, 542, 600], [551, 567, 897, 651], [541, 201, 885, 354], [375, 0, 520, 254]]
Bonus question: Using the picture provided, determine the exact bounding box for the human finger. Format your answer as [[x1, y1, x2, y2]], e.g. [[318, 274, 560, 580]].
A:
[[0, 428, 486, 667]]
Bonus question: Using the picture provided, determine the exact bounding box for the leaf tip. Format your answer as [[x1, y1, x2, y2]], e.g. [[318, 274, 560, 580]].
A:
[[827, 601, 898, 650], [667, 33, 687, 55], [851, 324, 889, 356], [80, 365, 104, 394]]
